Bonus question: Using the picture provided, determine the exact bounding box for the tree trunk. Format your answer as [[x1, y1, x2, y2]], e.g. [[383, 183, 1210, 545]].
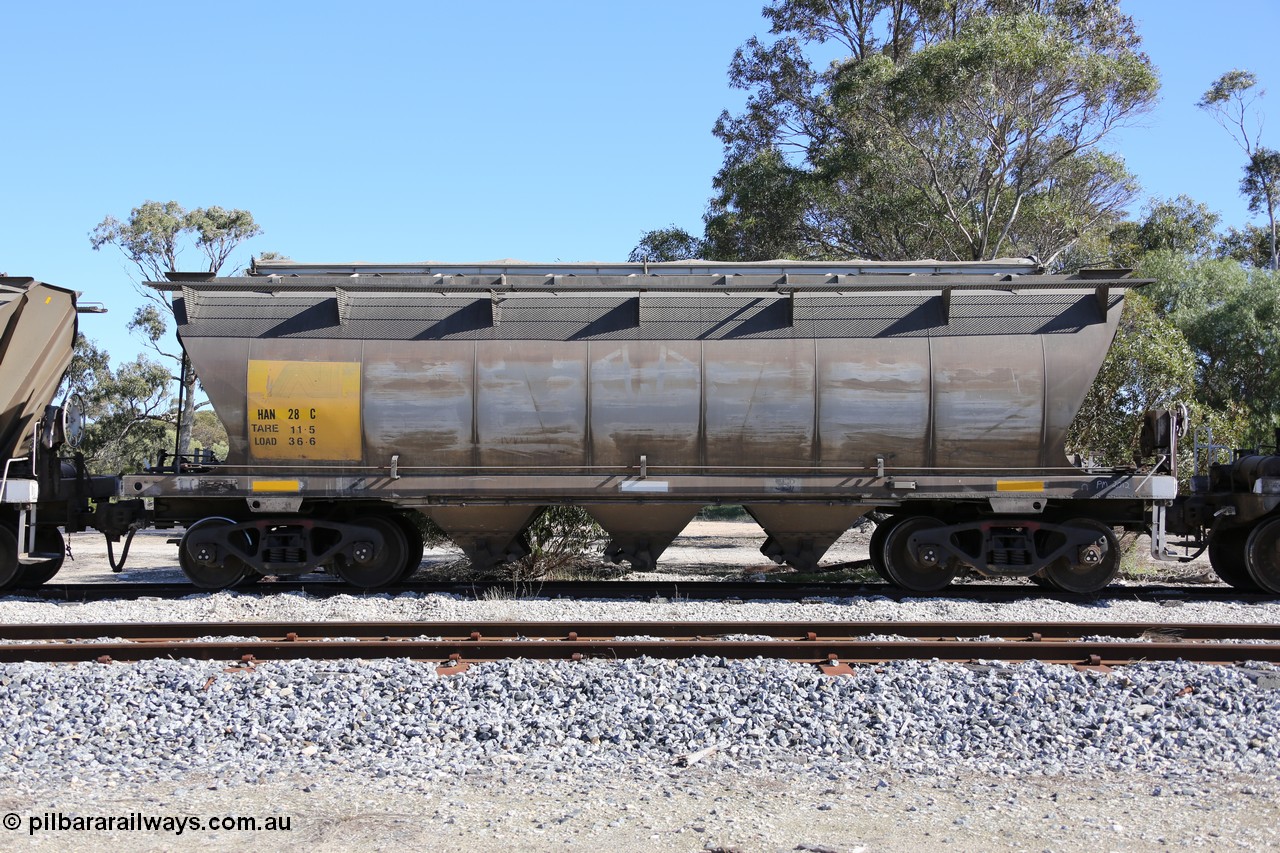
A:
[[176, 353, 196, 461], [1269, 204, 1278, 271]]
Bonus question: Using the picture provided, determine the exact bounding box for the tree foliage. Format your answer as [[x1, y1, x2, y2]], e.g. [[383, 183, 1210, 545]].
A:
[[59, 335, 172, 475], [1135, 195, 1222, 259], [628, 226, 704, 262], [1066, 248, 1280, 466], [1125, 251, 1280, 448], [187, 207, 263, 274], [496, 507, 605, 581], [1097, 195, 1222, 269], [1217, 223, 1275, 269], [1198, 70, 1264, 152], [1198, 70, 1279, 269], [90, 201, 263, 280], [701, 0, 1156, 263], [190, 410, 230, 461], [90, 201, 262, 460], [1067, 292, 1196, 466], [1240, 147, 1280, 267], [1164, 261, 1280, 444]]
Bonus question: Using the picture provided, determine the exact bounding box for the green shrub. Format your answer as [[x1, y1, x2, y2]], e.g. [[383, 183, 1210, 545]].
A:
[[508, 506, 606, 580], [697, 504, 751, 522]]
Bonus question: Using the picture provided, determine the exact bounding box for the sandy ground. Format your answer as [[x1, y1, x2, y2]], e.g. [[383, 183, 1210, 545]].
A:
[[3, 765, 1278, 852]]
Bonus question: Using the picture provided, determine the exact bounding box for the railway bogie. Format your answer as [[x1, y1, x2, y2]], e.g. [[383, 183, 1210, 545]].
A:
[[172, 505, 429, 589], [864, 511, 1127, 593]]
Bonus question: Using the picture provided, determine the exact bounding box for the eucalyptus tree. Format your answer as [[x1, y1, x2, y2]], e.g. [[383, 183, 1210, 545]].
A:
[[628, 226, 705, 262], [1198, 70, 1280, 270], [1218, 223, 1276, 269], [58, 335, 173, 475], [703, 0, 1158, 264], [1138, 251, 1280, 447], [90, 202, 261, 461], [1066, 292, 1196, 466]]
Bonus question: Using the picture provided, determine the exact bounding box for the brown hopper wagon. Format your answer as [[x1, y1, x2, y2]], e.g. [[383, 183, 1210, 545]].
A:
[[122, 258, 1186, 593]]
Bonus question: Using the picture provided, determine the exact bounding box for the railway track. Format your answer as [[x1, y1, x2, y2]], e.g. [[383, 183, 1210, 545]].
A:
[[7, 579, 1272, 605], [3, 620, 1279, 668]]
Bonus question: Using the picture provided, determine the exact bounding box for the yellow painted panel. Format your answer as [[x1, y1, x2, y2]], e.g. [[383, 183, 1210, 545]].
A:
[[246, 360, 362, 461], [251, 480, 302, 493], [996, 480, 1045, 492]]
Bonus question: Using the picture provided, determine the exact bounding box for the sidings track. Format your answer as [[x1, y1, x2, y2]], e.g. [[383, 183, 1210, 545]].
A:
[[2, 620, 1278, 668]]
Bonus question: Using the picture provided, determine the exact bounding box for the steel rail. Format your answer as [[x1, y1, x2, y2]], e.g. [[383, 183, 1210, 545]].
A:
[[0, 620, 1277, 666], [1, 638, 1270, 667], [0, 619, 1274, 641]]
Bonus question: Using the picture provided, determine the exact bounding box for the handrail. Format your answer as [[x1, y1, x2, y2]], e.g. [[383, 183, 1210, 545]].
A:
[[0, 455, 28, 501], [149, 272, 1148, 294]]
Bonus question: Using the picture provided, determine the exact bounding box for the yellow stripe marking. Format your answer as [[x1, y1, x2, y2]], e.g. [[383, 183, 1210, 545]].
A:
[[251, 480, 301, 493], [996, 480, 1044, 492]]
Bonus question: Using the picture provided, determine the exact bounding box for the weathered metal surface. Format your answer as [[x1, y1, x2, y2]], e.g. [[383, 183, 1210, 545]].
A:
[[417, 505, 539, 568], [125, 471, 1172, 509], [587, 504, 701, 570], [0, 279, 77, 463], [745, 504, 875, 570], [476, 341, 587, 468], [364, 340, 474, 468], [590, 341, 701, 469], [143, 261, 1148, 570], [169, 263, 1132, 481]]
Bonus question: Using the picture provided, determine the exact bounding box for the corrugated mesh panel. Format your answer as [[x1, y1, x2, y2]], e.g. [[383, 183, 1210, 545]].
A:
[[494, 296, 632, 324], [178, 291, 1112, 341], [799, 295, 934, 337], [639, 296, 793, 340]]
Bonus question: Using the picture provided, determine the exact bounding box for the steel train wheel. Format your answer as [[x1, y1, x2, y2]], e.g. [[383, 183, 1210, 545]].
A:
[[179, 517, 252, 590], [1208, 528, 1258, 591], [335, 516, 408, 589], [18, 527, 65, 587], [1027, 528, 1060, 588], [0, 527, 66, 590], [394, 515, 425, 582], [1039, 519, 1119, 594], [867, 516, 907, 582], [1245, 518, 1280, 594], [881, 516, 958, 593]]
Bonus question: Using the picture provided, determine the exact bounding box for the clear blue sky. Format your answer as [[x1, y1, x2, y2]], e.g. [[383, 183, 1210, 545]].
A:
[[2, 0, 1277, 364]]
